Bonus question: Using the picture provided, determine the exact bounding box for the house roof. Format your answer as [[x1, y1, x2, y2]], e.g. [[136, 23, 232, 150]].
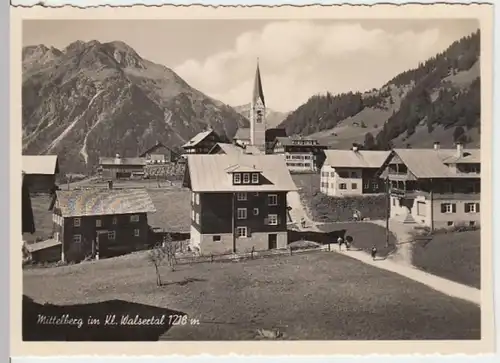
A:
[[274, 136, 326, 148], [22, 155, 59, 175], [99, 157, 146, 166], [323, 150, 390, 169], [210, 142, 262, 156], [54, 189, 156, 217], [384, 148, 481, 179], [25, 239, 61, 253], [234, 128, 250, 141], [182, 129, 214, 148], [139, 142, 177, 157], [185, 154, 297, 193]]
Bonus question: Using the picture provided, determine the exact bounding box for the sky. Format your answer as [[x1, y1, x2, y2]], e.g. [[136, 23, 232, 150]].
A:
[[23, 19, 479, 112]]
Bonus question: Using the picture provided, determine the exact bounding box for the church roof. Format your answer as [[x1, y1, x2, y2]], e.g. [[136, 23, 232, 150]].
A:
[[252, 61, 265, 106]]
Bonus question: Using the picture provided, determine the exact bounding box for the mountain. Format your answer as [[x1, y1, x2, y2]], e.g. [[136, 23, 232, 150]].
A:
[[233, 103, 289, 128], [22, 41, 249, 173], [278, 30, 481, 150]]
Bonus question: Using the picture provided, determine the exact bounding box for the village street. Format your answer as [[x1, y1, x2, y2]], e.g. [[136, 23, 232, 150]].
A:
[[287, 190, 481, 306]]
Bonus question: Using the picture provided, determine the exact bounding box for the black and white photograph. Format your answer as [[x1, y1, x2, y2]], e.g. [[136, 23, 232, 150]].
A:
[[12, 3, 494, 354]]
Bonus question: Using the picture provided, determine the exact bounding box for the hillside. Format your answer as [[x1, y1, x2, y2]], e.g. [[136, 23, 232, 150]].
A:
[[233, 103, 289, 128], [22, 41, 249, 173], [278, 30, 481, 149]]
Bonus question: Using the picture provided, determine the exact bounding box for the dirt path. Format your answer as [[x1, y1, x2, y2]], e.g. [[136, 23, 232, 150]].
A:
[[289, 192, 480, 306], [326, 245, 480, 305]]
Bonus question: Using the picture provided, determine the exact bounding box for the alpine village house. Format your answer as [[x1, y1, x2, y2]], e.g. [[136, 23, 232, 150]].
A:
[[378, 142, 481, 229], [49, 188, 156, 262], [320, 146, 390, 197], [182, 154, 297, 255]]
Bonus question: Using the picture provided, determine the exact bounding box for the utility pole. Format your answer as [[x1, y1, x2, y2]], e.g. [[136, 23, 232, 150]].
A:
[[385, 176, 390, 248]]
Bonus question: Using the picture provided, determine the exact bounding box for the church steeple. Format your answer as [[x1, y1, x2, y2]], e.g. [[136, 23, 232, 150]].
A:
[[252, 59, 265, 107], [250, 59, 266, 150]]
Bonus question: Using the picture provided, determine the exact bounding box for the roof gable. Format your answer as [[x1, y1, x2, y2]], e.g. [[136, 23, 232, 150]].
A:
[[182, 129, 217, 148], [186, 154, 297, 193]]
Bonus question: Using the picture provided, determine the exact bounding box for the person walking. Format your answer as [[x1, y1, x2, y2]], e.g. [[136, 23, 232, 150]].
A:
[[300, 217, 306, 229], [371, 245, 377, 260]]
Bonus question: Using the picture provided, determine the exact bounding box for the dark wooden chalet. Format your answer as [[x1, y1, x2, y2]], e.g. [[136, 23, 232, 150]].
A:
[[22, 155, 60, 193], [22, 172, 35, 234], [139, 141, 180, 164], [182, 154, 297, 255], [182, 129, 222, 154], [50, 188, 156, 262], [98, 154, 147, 179]]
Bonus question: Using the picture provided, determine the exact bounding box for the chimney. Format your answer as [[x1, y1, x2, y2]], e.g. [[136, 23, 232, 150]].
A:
[[433, 141, 440, 150], [456, 142, 464, 158]]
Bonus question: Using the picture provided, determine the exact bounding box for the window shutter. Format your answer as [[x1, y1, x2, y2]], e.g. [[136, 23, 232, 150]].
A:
[[264, 218, 269, 225], [464, 203, 468, 213], [247, 227, 252, 237], [440, 204, 446, 213], [277, 215, 281, 225], [452, 204, 457, 213], [476, 203, 480, 213]]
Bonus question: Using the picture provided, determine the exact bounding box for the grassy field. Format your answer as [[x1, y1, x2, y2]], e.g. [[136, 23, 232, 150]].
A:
[[318, 222, 397, 257], [412, 230, 481, 289], [147, 189, 191, 233], [23, 250, 480, 341]]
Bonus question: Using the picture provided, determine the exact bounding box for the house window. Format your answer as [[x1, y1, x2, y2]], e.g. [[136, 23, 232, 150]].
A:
[[191, 210, 195, 220], [465, 203, 479, 213], [268, 194, 278, 206], [243, 173, 250, 184], [339, 183, 347, 190], [233, 173, 241, 184], [96, 219, 102, 227], [392, 198, 396, 207], [195, 213, 200, 224], [74, 218, 81, 227], [364, 181, 370, 189], [237, 208, 247, 220], [236, 226, 247, 238], [254, 192, 259, 196], [330, 172, 335, 177], [372, 181, 379, 190], [237, 192, 247, 201], [191, 192, 195, 203], [213, 235, 221, 242], [195, 193, 200, 204], [441, 203, 456, 214], [108, 231, 116, 240], [134, 229, 140, 237], [267, 214, 278, 225], [73, 234, 82, 244], [469, 221, 476, 227], [112, 216, 118, 225], [351, 183, 357, 190], [350, 171, 358, 178], [447, 221, 454, 226], [253, 208, 259, 216], [130, 215, 140, 222], [251, 173, 259, 184]]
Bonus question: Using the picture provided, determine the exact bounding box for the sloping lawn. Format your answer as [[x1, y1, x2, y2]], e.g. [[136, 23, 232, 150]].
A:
[[318, 222, 397, 257], [412, 230, 480, 289], [23, 251, 480, 340], [147, 189, 190, 233]]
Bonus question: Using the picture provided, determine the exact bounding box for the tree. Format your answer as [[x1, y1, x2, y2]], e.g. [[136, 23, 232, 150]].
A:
[[364, 132, 375, 150], [453, 126, 467, 143], [360, 121, 367, 128], [147, 233, 177, 286]]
